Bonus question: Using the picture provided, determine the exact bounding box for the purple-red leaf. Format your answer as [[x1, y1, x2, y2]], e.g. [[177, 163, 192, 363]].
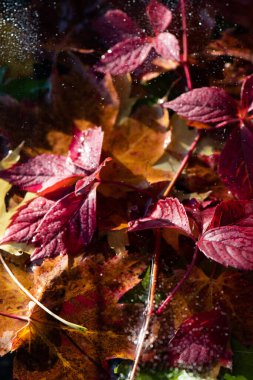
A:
[[209, 199, 253, 229], [146, 0, 172, 34], [241, 74, 253, 113], [1, 188, 98, 261], [0, 197, 53, 244], [31, 187, 97, 260], [197, 225, 253, 269], [153, 32, 180, 61], [69, 127, 104, 172], [93, 9, 141, 45], [0, 154, 83, 193], [95, 37, 152, 75], [128, 197, 192, 236], [0, 127, 107, 260], [219, 125, 253, 200], [164, 87, 238, 126], [168, 310, 230, 369]]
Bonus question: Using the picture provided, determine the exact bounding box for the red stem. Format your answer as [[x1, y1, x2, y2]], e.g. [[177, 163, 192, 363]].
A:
[[180, 0, 193, 91], [0, 311, 29, 323], [156, 246, 199, 315]]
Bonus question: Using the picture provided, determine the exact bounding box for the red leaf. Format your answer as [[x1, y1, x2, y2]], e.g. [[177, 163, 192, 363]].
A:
[[197, 225, 253, 269], [209, 199, 253, 229], [0, 197, 53, 244], [0, 154, 84, 193], [241, 74, 253, 113], [69, 127, 104, 172], [75, 158, 111, 195], [1, 187, 98, 261], [0, 127, 108, 260], [168, 310, 230, 369], [93, 9, 141, 45], [153, 32, 180, 61], [219, 125, 253, 199], [31, 187, 97, 260], [95, 37, 152, 75], [164, 87, 238, 126], [128, 197, 192, 236], [146, 0, 172, 34]]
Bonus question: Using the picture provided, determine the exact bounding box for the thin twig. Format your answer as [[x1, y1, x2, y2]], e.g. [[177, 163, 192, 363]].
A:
[[156, 246, 199, 315], [128, 230, 161, 380], [0, 253, 87, 332]]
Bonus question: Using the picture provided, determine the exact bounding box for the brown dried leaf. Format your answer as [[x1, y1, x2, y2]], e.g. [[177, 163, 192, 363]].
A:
[[0, 254, 32, 356], [12, 253, 146, 379]]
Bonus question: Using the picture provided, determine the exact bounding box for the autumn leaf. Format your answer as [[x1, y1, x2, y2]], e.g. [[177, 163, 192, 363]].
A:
[[164, 74, 253, 200], [11, 253, 146, 380], [164, 87, 238, 127], [0, 127, 109, 260], [95, 0, 179, 75], [146, 0, 172, 35], [167, 310, 231, 370], [218, 125, 253, 200], [129, 197, 192, 236], [0, 254, 32, 356], [197, 200, 253, 270]]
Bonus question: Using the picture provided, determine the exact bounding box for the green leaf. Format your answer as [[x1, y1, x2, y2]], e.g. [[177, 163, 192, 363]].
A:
[[114, 364, 211, 380], [135, 369, 208, 380], [224, 375, 248, 380], [229, 340, 253, 380], [0, 77, 50, 101]]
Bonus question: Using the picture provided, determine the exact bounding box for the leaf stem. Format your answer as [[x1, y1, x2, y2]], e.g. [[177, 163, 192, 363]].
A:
[[163, 131, 201, 197], [0, 311, 29, 323], [0, 253, 87, 333], [128, 230, 161, 380], [156, 246, 198, 315], [180, 0, 192, 91]]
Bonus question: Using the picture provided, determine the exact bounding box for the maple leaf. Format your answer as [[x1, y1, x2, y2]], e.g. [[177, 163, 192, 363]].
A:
[[94, 0, 179, 75], [9, 253, 146, 380], [164, 74, 253, 200], [0, 254, 32, 356], [171, 266, 253, 345], [0, 127, 109, 260], [167, 310, 231, 370]]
